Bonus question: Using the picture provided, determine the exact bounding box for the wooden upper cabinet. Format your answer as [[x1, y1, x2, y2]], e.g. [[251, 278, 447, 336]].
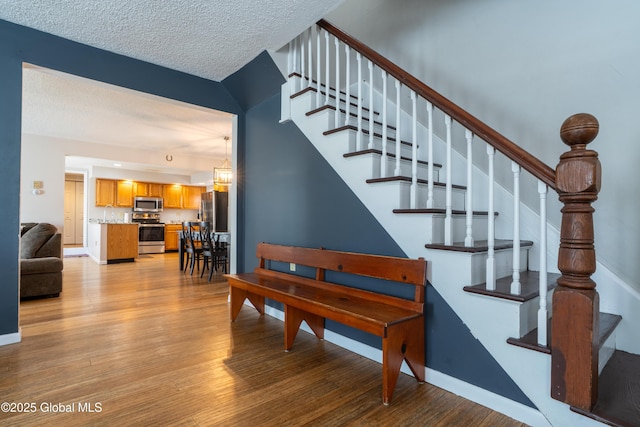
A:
[[97, 178, 203, 210], [147, 183, 164, 198], [133, 182, 164, 197], [95, 179, 116, 207], [133, 182, 149, 197], [182, 186, 205, 210], [163, 185, 183, 209], [115, 181, 134, 207]]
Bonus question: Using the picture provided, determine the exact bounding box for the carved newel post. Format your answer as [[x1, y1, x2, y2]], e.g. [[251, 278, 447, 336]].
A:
[[551, 113, 601, 410]]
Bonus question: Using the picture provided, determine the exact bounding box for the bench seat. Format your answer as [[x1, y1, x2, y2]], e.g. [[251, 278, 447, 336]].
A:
[[228, 271, 422, 336], [225, 243, 428, 404]]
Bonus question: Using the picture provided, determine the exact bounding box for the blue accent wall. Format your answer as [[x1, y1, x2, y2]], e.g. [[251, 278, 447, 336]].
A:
[[0, 18, 242, 336], [233, 54, 534, 408]]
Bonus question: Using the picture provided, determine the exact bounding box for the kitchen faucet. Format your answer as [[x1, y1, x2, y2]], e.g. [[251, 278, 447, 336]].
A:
[[103, 204, 114, 223]]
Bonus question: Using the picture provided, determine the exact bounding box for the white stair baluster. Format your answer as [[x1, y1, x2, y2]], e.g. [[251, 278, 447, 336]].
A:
[[356, 53, 363, 151], [316, 27, 322, 108], [538, 181, 549, 346], [426, 102, 434, 208], [380, 70, 388, 178], [410, 91, 418, 209], [444, 115, 453, 245], [465, 130, 474, 247], [394, 81, 402, 176], [324, 31, 330, 106], [368, 60, 374, 149], [292, 36, 299, 92], [344, 45, 351, 126], [486, 145, 496, 290], [300, 30, 306, 89], [288, 39, 295, 97], [334, 37, 341, 129], [511, 162, 521, 295], [307, 28, 312, 90]]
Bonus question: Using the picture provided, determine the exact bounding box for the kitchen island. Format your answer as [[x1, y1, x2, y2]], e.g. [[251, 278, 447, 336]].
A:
[[88, 223, 139, 264]]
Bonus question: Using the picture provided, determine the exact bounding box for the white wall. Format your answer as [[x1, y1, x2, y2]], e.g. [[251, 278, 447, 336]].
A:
[[326, 0, 640, 293], [21, 134, 201, 234], [20, 135, 66, 230]]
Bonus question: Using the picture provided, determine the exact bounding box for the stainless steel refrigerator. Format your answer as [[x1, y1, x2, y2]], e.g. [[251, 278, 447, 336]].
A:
[[201, 191, 228, 232]]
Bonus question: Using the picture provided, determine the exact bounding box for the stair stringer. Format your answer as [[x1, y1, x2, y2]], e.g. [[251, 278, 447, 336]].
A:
[[285, 81, 640, 425]]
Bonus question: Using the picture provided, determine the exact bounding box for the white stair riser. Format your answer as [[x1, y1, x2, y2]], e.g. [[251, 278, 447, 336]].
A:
[[599, 331, 616, 374], [393, 212, 488, 245], [519, 288, 554, 338], [345, 130, 415, 158], [361, 178, 465, 211], [351, 151, 440, 182], [467, 247, 530, 286], [432, 215, 488, 244]]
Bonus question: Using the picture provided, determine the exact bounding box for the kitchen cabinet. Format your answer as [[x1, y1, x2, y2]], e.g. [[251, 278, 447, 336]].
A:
[[95, 179, 134, 207], [106, 224, 139, 261], [95, 179, 116, 206], [88, 223, 138, 264], [97, 178, 203, 209], [164, 224, 182, 251], [163, 185, 183, 208], [134, 182, 164, 197], [182, 186, 205, 210], [133, 182, 148, 196], [148, 183, 164, 197], [115, 180, 134, 207]]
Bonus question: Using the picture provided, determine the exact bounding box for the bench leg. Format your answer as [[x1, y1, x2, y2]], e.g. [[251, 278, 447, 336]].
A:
[[229, 286, 265, 321], [284, 305, 325, 351], [381, 317, 425, 405]]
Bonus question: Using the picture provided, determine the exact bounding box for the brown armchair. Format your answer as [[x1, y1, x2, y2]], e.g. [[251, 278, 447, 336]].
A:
[[20, 223, 63, 299]]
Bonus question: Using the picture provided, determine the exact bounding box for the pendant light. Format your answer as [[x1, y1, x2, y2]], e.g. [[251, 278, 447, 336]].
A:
[[214, 136, 232, 186]]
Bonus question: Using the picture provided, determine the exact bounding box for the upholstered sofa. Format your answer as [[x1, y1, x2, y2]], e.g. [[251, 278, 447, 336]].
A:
[[20, 223, 63, 299]]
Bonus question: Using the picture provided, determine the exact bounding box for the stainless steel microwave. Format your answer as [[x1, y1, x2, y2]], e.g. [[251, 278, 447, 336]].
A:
[[133, 196, 164, 213]]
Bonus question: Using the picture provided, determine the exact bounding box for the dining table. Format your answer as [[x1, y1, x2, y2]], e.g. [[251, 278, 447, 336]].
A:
[[177, 229, 231, 271]]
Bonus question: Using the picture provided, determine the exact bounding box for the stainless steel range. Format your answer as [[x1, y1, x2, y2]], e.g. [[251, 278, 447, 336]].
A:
[[131, 212, 165, 254]]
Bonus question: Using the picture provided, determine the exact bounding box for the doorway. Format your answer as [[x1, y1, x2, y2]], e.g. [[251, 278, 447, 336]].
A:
[[63, 172, 86, 255]]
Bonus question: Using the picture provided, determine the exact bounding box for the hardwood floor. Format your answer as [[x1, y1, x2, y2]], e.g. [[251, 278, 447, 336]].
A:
[[0, 253, 527, 426]]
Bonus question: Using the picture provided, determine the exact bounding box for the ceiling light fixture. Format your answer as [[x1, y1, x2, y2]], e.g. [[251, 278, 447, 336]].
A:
[[214, 136, 232, 186]]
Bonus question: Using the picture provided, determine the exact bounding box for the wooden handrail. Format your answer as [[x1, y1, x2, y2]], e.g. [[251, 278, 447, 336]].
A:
[[317, 19, 557, 191]]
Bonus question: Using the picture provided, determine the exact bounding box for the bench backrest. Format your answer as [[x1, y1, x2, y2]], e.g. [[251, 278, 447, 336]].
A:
[[255, 243, 427, 311]]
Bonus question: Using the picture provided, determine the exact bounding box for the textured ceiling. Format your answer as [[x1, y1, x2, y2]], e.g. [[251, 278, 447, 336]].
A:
[[3, 0, 344, 178], [0, 0, 343, 81]]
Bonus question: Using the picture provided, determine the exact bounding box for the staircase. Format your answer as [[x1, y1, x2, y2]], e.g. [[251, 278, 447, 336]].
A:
[[278, 19, 640, 427]]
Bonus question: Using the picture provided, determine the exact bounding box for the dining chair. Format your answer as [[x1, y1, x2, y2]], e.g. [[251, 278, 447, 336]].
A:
[[199, 221, 216, 281], [200, 222, 228, 280], [213, 234, 229, 274], [182, 221, 203, 275]]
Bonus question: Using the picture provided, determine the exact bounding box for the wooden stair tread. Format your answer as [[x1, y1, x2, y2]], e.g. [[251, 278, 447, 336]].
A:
[[394, 208, 495, 216], [464, 271, 559, 303], [571, 350, 640, 427], [506, 313, 622, 355], [367, 176, 466, 190], [307, 105, 390, 128], [344, 149, 441, 168], [290, 73, 366, 102], [425, 239, 533, 253], [323, 125, 412, 147]]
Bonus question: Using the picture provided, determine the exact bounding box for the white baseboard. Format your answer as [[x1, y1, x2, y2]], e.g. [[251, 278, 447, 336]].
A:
[[0, 328, 22, 347], [259, 304, 550, 427]]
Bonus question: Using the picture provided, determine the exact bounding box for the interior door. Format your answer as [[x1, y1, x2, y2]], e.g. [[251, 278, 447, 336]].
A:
[[75, 181, 84, 244], [63, 180, 76, 244]]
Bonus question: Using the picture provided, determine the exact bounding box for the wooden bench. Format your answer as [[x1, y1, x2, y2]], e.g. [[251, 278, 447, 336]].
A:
[[225, 243, 427, 404]]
